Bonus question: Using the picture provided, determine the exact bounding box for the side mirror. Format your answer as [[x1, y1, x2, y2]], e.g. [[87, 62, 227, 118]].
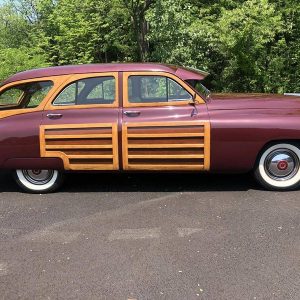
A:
[[189, 93, 199, 117], [189, 93, 200, 105]]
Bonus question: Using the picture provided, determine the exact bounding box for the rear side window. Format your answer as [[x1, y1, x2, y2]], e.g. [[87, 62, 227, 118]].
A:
[[128, 75, 192, 103], [53, 76, 116, 106], [0, 81, 53, 108]]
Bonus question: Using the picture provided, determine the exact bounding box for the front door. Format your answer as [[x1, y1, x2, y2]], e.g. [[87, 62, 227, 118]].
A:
[[40, 72, 120, 171], [121, 72, 210, 171]]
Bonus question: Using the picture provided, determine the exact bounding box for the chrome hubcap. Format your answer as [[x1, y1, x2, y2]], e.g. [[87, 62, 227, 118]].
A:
[[22, 170, 54, 185], [265, 149, 299, 181]]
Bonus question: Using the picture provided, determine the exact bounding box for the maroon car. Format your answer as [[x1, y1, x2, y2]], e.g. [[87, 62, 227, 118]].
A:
[[0, 63, 300, 193]]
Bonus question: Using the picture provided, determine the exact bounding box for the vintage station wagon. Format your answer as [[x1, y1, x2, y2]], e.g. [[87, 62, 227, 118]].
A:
[[1, 63, 300, 193]]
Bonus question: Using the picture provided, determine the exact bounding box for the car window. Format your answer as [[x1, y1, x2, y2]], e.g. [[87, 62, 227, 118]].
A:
[[26, 82, 54, 108], [0, 88, 23, 106], [53, 76, 115, 106], [128, 75, 192, 103], [185, 79, 211, 100], [0, 81, 54, 108]]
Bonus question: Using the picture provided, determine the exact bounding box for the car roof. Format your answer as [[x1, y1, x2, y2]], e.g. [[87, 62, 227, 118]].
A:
[[1, 63, 209, 86]]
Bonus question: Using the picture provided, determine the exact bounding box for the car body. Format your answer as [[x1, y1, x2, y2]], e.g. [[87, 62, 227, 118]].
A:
[[0, 63, 300, 192]]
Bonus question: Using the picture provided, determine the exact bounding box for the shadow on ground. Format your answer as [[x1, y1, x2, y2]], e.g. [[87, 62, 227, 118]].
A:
[[0, 171, 258, 193]]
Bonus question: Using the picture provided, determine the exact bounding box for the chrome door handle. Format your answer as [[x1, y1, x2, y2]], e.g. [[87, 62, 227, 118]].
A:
[[124, 111, 141, 117], [46, 113, 63, 120]]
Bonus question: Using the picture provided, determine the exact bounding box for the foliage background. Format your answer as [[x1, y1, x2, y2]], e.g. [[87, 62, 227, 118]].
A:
[[0, 0, 299, 93]]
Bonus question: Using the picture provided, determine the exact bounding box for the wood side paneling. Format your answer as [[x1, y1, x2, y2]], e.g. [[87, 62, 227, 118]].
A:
[[40, 123, 119, 170], [122, 121, 210, 171]]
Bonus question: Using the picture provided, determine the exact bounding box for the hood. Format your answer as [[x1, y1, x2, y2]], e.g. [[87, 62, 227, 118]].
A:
[[208, 93, 300, 110]]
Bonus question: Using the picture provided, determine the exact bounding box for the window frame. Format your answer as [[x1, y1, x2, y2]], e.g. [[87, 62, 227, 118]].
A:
[[123, 71, 205, 108], [0, 76, 69, 120], [0, 80, 55, 109], [47, 72, 119, 110]]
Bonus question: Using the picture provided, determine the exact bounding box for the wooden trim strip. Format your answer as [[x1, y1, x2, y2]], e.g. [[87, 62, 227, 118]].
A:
[[127, 165, 205, 171], [45, 134, 112, 139], [128, 144, 205, 149], [128, 154, 204, 159], [68, 164, 115, 171], [122, 123, 129, 170], [44, 123, 114, 129], [40, 125, 46, 158], [127, 133, 204, 138], [45, 145, 113, 150], [112, 123, 119, 170], [204, 122, 211, 171], [68, 155, 113, 159], [126, 121, 206, 127]]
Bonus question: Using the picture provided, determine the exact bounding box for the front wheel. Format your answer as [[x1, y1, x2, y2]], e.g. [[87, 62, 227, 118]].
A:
[[254, 143, 300, 191], [14, 169, 64, 193]]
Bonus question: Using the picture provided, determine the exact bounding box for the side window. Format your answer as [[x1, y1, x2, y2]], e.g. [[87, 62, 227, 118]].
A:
[[26, 82, 54, 108], [0, 81, 53, 108], [53, 76, 115, 106], [0, 88, 23, 106], [168, 79, 192, 101], [128, 75, 192, 104]]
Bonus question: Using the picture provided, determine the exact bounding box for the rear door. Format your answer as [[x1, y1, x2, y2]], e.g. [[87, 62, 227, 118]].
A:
[[40, 72, 120, 171], [122, 72, 211, 171]]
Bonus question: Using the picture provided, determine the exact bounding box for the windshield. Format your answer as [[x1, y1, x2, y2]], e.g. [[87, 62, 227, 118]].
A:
[[185, 80, 211, 100]]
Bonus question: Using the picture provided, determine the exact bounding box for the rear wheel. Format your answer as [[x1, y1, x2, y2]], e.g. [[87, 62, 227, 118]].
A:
[[254, 143, 300, 190], [14, 169, 64, 193]]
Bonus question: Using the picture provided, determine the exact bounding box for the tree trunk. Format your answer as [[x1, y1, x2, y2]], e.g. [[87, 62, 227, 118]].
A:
[[124, 0, 153, 62]]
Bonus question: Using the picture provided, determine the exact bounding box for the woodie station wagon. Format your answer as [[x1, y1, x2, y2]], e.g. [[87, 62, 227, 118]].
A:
[[1, 63, 300, 192]]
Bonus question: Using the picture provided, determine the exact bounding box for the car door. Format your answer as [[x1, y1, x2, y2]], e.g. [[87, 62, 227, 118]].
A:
[[40, 72, 120, 171], [121, 72, 211, 171]]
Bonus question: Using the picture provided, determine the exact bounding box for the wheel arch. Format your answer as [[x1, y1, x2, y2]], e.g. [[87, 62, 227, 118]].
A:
[[255, 139, 300, 168], [254, 141, 300, 190]]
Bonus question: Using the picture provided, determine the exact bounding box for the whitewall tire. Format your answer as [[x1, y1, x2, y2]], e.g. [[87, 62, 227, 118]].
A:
[[14, 169, 64, 193], [254, 143, 300, 190]]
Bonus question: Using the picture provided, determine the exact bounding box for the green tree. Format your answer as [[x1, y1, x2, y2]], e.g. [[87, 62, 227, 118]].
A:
[[0, 0, 299, 93], [34, 0, 139, 64], [0, 47, 48, 81], [0, 2, 31, 48], [268, 0, 300, 93], [216, 0, 283, 92], [0, 1, 47, 81]]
